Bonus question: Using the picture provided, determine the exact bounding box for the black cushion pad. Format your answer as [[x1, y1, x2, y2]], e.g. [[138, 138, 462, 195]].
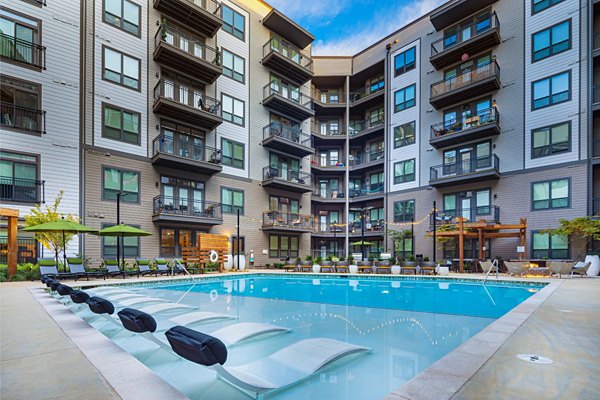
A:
[[70, 290, 90, 304], [165, 326, 227, 366], [86, 296, 115, 315], [117, 308, 157, 333], [57, 284, 73, 296]]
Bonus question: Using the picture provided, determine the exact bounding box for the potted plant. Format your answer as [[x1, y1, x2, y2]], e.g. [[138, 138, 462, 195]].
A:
[[301, 255, 313, 272], [391, 257, 401, 275], [321, 256, 334, 268], [313, 256, 322, 273]]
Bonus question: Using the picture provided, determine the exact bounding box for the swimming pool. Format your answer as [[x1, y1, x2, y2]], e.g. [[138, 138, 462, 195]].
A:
[[73, 275, 543, 399]]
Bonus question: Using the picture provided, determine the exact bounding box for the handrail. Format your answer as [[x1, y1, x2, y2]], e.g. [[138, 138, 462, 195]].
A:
[[430, 60, 500, 98], [173, 259, 197, 286], [0, 176, 45, 203], [263, 81, 313, 110], [431, 12, 500, 56], [433, 206, 500, 225], [152, 134, 222, 164], [349, 117, 384, 136], [430, 154, 500, 180], [350, 79, 385, 102], [263, 35, 312, 71], [311, 119, 345, 136], [263, 166, 311, 185], [483, 259, 499, 285], [263, 122, 312, 147], [0, 101, 46, 134], [0, 33, 46, 69], [349, 150, 384, 167], [153, 195, 222, 219], [313, 89, 346, 105], [310, 155, 345, 168], [263, 211, 314, 230], [155, 25, 220, 66], [153, 79, 221, 117], [431, 107, 499, 139]]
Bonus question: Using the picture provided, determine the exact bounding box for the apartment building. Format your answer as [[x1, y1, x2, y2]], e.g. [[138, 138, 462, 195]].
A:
[[1, 0, 596, 265]]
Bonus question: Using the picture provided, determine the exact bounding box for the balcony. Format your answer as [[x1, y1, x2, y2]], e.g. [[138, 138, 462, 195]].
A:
[[430, 0, 497, 31], [262, 211, 314, 233], [430, 107, 500, 149], [313, 222, 345, 236], [313, 90, 346, 115], [349, 117, 384, 140], [349, 185, 384, 201], [430, 12, 501, 70], [312, 188, 346, 203], [0, 33, 46, 69], [262, 167, 312, 193], [152, 196, 223, 225], [430, 60, 500, 109], [0, 102, 46, 135], [349, 81, 384, 112], [262, 122, 314, 157], [262, 36, 313, 85], [262, 8, 314, 49], [310, 156, 345, 173], [153, 0, 223, 38], [0, 176, 44, 203], [433, 206, 501, 227], [311, 120, 346, 141], [153, 80, 223, 131], [429, 154, 501, 187], [151, 135, 222, 175], [154, 26, 222, 84], [348, 220, 385, 236], [349, 150, 384, 171], [263, 83, 314, 121]]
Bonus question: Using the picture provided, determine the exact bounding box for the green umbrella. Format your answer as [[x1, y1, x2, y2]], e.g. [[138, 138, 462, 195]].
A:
[[94, 224, 152, 268], [23, 219, 97, 271], [350, 241, 375, 246]]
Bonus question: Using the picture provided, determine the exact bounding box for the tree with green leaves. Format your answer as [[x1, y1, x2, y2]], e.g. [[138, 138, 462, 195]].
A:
[[24, 191, 79, 266], [543, 217, 600, 258]]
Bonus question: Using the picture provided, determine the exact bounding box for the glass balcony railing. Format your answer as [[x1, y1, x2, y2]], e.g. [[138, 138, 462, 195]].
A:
[[263, 166, 312, 186], [0, 33, 46, 69], [263, 122, 312, 147], [430, 154, 500, 181], [263, 211, 314, 230], [431, 107, 499, 139], [153, 195, 222, 220], [430, 60, 500, 98], [263, 35, 312, 71], [0, 102, 46, 134], [431, 12, 500, 56], [152, 134, 222, 164], [348, 185, 384, 198], [0, 176, 45, 203], [153, 79, 221, 117]]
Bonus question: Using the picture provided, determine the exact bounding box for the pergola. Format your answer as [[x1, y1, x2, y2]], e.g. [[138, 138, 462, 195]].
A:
[[1, 208, 19, 278], [429, 217, 528, 272]]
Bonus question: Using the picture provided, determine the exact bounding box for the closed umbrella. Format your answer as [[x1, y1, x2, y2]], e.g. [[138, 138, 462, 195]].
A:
[[94, 224, 152, 269], [23, 219, 97, 271]]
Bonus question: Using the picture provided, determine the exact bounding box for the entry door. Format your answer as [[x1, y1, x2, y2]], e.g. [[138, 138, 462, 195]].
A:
[[458, 148, 473, 174], [320, 215, 327, 232], [461, 198, 472, 221]]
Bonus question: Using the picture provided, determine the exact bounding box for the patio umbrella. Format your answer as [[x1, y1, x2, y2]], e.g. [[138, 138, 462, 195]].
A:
[[93, 224, 152, 269], [23, 219, 98, 271], [350, 241, 375, 246]]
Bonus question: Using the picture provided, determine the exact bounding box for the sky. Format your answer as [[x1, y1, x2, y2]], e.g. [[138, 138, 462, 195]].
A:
[[266, 0, 447, 56]]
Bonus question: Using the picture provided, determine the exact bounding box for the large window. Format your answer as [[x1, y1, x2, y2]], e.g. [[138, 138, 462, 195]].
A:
[[159, 121, 205, 161], [532, 20, 570, 62], [532, 71, 570, 110], [532, 122, 570, 158], [221, 93, 244, 126], [160, 176, 204, 214], [269, 235, 299, 259], [221, 138, 244, 169], [394, 46, 416, 77], [532, 232, 568, 259], [0, 8, 40, 66], [160, 228, 208, 257], [103, 0, 140, 36], [102, 223, 140, 258], [394, 200, 415, 222], [0, 75, 42, 134], [394, 84, 416, 113], [103, 46, 140, 90], [222, 5, 244, 40], [532, 179, 569, 210], [394, 159, 416, 184], [533, 0, 565, 14], [102, 103, 140, 144], [443, 189, 491, 220], [222, 49, 245, 83], [221, 187, 244, 214], [0, 150, 39, 202], [394, 236, 413, 260], [103, 167, 139, 202], [394, 121, 416, 148]]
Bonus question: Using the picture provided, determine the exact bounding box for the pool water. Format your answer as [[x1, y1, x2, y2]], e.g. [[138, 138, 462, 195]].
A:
[[74, 276, 542, 400]]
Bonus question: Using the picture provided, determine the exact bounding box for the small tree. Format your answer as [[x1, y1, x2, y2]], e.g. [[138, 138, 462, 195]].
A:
[[543, 217, 600, 259], [24, 191, 79, 267], [388, 228, 412, 258]]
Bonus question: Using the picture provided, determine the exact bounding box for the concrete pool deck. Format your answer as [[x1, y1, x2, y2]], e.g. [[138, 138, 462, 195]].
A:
[[1, 272, 599, 400]]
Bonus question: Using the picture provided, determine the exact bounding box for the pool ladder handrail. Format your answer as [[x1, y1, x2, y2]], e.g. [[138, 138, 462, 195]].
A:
[[173, 259, 198, 305], [482, 259, 499, 285]]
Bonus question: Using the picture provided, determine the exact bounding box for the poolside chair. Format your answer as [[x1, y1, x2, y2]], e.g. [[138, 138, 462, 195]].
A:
[[479, 259, 499, 275], [165, 326, 370, 398], [571, 261, 591, 277], [135, 258, 158, 277], [173, 258, 201, 275], [153, 258, 172, 276], [38, 258, 77, 280], [67, 257, 106, 281], [548, 261, 574, 278], [103, 259, 138, 279], [505, 261, 528, 276]]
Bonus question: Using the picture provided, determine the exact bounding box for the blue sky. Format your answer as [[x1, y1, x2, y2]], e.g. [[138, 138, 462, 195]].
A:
[[267, 0, 446, 55]]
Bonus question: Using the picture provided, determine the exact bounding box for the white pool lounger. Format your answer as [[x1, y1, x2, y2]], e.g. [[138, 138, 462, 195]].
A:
[[138, 303, 194, 314], [211, 322, 289, 346], [118, 297, 170, 307], [169, 311, 234, 326], [103, 293, 145, 301]]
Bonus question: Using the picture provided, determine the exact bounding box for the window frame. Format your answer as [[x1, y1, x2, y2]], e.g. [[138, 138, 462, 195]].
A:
[[394, 46, 416, 77], [101, 222, 140, 258], [269, 234, 299, 259], [0, 7, 42, 70], [393, 199, 415, 223], [221, 186, 244, 215], [102, 0, 141, 38], [531, 231, 569, 259], [393, 121, 416, 148], [531, 19, 571, 62], [101, 166, 141, 203], [393, 159, 416, 184], [222, 5, 245, 41], [532, 0, 565, 15], [531, 178, 570, 211], [221, 138, 245, 169], [531, 121, 571, 159], [393, 84, 416, 113], [531, 70, 571, 111], [101, 102, 141, 145], [0, 74, 43, 136], [101, 45, 142, 91], [221, 47, 245, 83], [221, 93, 245, 127]]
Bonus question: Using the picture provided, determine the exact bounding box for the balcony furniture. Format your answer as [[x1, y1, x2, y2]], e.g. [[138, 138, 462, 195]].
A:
[[572, 261, 592, 277], [504, 261, 528, 277]]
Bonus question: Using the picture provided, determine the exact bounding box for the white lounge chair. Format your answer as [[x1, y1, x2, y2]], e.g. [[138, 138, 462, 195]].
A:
[[505, 261, 528, 276], [169, 311, 235, 326], [480, 259, 499, 274], [548, 261, 573, 278], [117, 297, 170, 307]]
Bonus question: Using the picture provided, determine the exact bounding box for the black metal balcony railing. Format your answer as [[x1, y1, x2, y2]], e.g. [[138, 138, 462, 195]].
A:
[[433, 206, 501, 225], [310, 156, 345, 168], [0, 176, 45, 203], [311, 120, 345, 137], [349, 219, 385, 233], [313, 188, 345, 199], [349, 150, 384, 167], [431, 60, 500, 98], [594, 85, 600, 105], [153, 79, 221, 116], [263, 211, 314, 230], [263, 82, 313, 109], [153, 195, 222, 220], [311, 249, 346, 259], [431, 107, 499, 139], [263, 122, 312, 147], [0, 102, 46, 134], [263, 166, 311, 186], [594, 32, 600, 51], [350, 80, 385, 103], [152, 134, 222, 164], [430, 154, 500, 181], [263, 36, 312, 71], [314, 222, 345, 234], [182, 0, 222, 15], [313, 90, 345, 105], [349, 116, 384, 136], [155, 25, 220, 66], [349, 185, 384, 198], [431, 12, 500, 56], [0, 33, 46, 69]]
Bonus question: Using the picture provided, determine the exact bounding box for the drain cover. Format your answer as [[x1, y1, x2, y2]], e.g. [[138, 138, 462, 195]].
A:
[[517, 354, 554, 364]]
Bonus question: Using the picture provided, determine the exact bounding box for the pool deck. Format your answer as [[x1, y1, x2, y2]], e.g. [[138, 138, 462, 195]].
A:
[[1, 272, 599, 400]]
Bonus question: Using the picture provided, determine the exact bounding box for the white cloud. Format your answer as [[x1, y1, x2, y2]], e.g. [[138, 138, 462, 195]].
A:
[[266, 0, 349, 21], [312, 0, 446, 56]]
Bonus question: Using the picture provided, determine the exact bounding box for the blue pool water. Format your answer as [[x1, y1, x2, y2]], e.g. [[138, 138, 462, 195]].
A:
[[74, 275, 543, 400]]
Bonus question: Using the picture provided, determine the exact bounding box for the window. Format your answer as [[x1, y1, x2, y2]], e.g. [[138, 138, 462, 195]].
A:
[[0, 150, 39, 202], [221, 138, 244, 169], [532, 122, 570, 158], [160, 176, 204, 214], [269, 235, 299, 259], [103, 167, 139, 202], [394, 236, 413, 260], [369, 172, 384, 192], [221, 187, 244, 214], [532, 232, 569, 259], [222, 49, 245, 83], [394, 200, 415, 222], [0, 75, 42, 134], [394, 121, 416, 148], [0, 8, 41, 67], [394, 46, 416, 77], [532, 179, 569, 210], [394, 159, 416, 184], [394, 84, 416, 112], [102, 103, 140, 144], [443, 12, 493, 49], [444, 189, 491, 219], [533, 0, 565, 14], [103, 46, 140, 90], [159, 121, 205, 161], [102, 223, 140, 258], [532, 20, 570, 62], [222, 94, 244, 126], [532, 71, 570, 110], [103, 0, 140, 36], [367, 75, 384, 94], [222, 5, 244, 40]]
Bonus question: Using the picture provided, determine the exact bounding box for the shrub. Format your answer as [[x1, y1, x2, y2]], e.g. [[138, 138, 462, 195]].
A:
[[296, 257, 301, 263], [409, 255, 416, 261], [0, 263, 40, 281], [314, 256, 322, 264], [423, 256, 430, 262], [273, 262, 285, 269], [305, 255, 313, 261]]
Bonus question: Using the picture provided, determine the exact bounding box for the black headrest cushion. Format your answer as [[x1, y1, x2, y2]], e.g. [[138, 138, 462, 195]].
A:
[[41, 276, 50, 284], [70, 290, 90, 304], [57, 284, 73, 296], [46, 279, 57, 288], [86, 297, 115, 315], [50, 281, 61, 291], [165, 326, 227, 366], [117, 308, 157, 333]]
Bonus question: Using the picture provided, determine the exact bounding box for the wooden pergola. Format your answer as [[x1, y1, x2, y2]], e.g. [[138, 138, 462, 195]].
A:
[[429, 217, 528, 272], [1, 208, 19, 278]]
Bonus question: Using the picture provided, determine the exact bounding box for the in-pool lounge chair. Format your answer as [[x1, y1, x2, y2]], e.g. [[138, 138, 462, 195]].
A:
[[165, 326, 370, 398], [135, 258, 158, 277], [103, 259, 138, 279], [571, 261, 591, 277], [39, 258, 77, 280], [67, 258, 106, 281], [154, 258, 172, 276], [505, 261, 528, 276]]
